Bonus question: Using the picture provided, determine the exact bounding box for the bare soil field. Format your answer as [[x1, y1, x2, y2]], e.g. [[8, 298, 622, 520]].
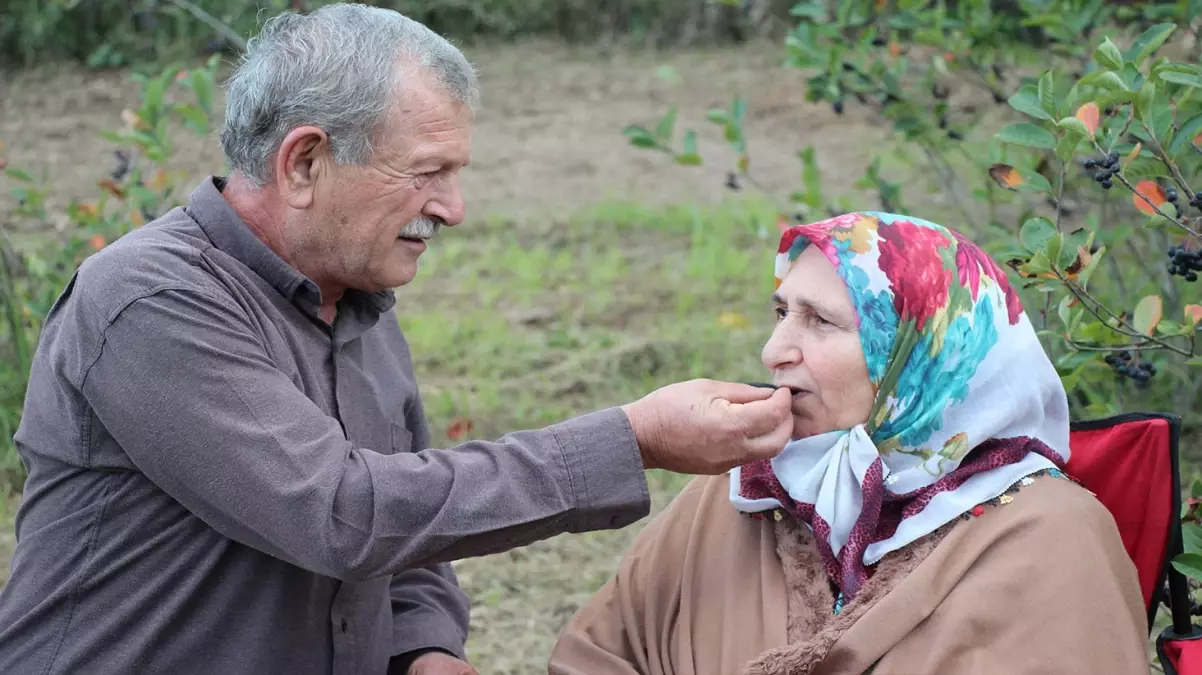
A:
[[0, 40, 904, 225]]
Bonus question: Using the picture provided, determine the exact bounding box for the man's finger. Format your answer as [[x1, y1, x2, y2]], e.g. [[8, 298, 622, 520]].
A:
[[709, 380, 779, 404], [735, 388, 793, 438], [744, 414, 793, 460]]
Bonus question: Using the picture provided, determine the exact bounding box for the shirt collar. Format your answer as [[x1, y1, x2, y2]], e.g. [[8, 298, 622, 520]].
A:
[[185, 176, 396, 320]]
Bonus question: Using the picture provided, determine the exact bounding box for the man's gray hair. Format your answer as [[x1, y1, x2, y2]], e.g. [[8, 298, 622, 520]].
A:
[[219, 3, 479, 186]]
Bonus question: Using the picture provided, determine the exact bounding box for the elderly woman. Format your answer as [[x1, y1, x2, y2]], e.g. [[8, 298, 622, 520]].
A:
[[549, 212, 1149, 674]]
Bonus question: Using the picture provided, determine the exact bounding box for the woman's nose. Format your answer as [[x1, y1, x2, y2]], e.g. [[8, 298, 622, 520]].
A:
[[761, 325, 803, 371]]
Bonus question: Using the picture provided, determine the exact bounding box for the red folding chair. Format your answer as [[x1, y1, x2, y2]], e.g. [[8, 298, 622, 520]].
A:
[[1065, 412, 1200, 674]]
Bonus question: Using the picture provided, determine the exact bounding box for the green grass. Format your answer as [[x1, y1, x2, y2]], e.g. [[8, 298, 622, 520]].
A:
[[394, 196, 784, 670]]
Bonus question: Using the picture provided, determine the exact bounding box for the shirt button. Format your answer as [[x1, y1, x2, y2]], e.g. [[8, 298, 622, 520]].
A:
[[340, 619, 348, 633]]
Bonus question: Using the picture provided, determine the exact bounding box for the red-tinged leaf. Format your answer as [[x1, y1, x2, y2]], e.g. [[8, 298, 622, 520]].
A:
[[446, 417, 474, 441], [1075, 102, 1100, 137], [96, 177, 126, 199], [988, 163, 1024, 190], [0, 157, 6, 170], [889, 42, 901, 58], [1133, 180, 1167, 215], [1185, 304, 1202, 326], [1133, 294, 1163, 336], [88, 234, 106, 251]]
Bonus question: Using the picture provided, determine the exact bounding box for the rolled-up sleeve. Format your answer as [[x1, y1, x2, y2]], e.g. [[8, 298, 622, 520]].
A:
[[80, 287, 651, 581]]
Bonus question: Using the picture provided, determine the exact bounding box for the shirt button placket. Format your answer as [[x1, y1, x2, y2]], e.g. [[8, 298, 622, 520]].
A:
[[331, 586, 359, 675]]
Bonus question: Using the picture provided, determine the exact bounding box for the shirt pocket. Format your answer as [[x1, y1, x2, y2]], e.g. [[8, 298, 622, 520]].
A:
[[389, 422, 414, 455]]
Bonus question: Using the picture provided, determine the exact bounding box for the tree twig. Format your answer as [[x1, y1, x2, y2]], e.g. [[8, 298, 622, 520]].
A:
[[1059, 274, 1193, 355], [160, 0, 248, 52], [1140, 120, 1197, 205], [1113, 171, 1202, 239]]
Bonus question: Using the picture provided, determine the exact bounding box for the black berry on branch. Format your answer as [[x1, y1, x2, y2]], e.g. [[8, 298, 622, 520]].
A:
[[1104, 350, 1156, 388], [1083, 151, 1120, 190], [1168, 243, 1202, 282]]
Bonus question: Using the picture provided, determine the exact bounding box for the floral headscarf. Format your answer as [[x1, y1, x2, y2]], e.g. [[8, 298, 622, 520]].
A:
[[729, 212, 1071, 602]]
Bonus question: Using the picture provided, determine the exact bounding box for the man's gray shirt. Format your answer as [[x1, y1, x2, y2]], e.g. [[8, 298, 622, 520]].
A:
[[0, 176, 651, 675]]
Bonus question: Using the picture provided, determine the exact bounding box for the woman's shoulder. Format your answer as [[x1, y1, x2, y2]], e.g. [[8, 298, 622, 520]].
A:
[[942, 470, 1129, 561]]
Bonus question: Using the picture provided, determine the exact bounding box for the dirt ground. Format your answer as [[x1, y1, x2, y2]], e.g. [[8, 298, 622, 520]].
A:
[[0, 40, 902, 225]]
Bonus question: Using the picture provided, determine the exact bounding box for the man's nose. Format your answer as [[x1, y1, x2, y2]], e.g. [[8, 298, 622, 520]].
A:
[[424, 177, 465, 227]]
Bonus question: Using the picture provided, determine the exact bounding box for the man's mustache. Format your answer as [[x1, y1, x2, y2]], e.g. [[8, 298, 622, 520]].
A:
[[398, 215, 444, 239]]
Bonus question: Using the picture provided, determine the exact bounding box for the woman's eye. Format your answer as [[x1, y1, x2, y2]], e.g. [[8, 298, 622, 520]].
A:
[[806, 312, 834, 327], [774, 307, 787, 321]]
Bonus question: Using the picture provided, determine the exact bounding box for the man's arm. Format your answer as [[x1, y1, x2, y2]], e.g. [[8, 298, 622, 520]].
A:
[[81, 287, 651, 581]]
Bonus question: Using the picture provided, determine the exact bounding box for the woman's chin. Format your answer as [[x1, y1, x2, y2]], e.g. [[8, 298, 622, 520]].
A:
[[791, 422, 831, 441]]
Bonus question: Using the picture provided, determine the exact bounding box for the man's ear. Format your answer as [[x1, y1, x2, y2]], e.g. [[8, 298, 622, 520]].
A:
[[275, 125, 329, 210]]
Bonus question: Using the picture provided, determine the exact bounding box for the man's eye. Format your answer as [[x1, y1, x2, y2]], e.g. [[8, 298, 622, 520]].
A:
[[774, 307, 787, 321]]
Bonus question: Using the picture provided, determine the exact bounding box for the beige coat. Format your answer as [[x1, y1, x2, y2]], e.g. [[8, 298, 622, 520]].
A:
[[549, 473, 1150, 674]]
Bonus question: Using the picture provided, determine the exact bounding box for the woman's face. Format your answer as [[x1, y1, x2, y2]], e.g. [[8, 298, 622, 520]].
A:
[[761, 245, 876, 440]]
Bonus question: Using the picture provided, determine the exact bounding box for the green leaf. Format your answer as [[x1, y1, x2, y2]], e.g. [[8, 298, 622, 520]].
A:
[[96, 130, 127, 145], [1185, 522, 1202, 555], [1021, 251, 1053, 276], [996, 123, 1056, 149], [3, 168, 33, 183], [706, 108, 730, 125], [1055, 134, 1082, 162], [621, 125, 666, 151], [1187, 356, 1202, 367], [1007, 85, 1053, 121], [732, 96, 747, 126], [1059, 229, 1093, 270], [1057, 116, 1091, 139], [1037, 71, 1057, 118], [1136, 81, 1156, 122], [1019, 217, 1057, 252], [1078, 246, 1105, 289], [1133, 294, 1163, 336], [1170, 113, 1202, 156], [1154, 62, 1202, 77], [655, 107, 677, 141], [1057, 295, 1075, 329], [1160, 71, 1202, 89], [1129, 23, 1176, 64], [1094, 37, 1124, 71], [1080, 70, 1128, 92], [790, 0, 826, 21], [190, 71, 214, 114], [1156, 320, 1183, 336], [682, 129, 698, 157], [1171, 553, 1202, 581], [176, 106, 209, 135]]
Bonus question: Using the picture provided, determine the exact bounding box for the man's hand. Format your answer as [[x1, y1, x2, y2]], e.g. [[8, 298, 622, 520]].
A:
[[621, 379, 793, 474], [406, 651, 478, 675]]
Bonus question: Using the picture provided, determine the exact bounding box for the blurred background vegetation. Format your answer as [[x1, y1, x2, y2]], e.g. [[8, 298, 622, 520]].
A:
[[3, 0, 1202, 671]]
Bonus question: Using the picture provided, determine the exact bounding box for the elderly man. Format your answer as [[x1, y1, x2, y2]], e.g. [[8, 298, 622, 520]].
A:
[[0, 5, 792, 675]]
